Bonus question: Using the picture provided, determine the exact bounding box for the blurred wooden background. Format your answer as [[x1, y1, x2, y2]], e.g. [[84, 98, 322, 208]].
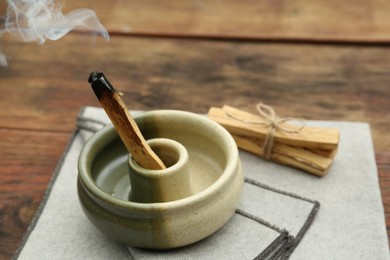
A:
[[0, 1, 389, 258]]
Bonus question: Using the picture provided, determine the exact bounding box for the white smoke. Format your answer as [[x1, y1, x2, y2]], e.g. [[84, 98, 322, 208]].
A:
[[0, 0, 109, 66], [0, 53, 6, 66]]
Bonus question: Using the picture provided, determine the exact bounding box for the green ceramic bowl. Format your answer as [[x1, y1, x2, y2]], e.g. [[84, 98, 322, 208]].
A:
[[77, 110, 243, 249]]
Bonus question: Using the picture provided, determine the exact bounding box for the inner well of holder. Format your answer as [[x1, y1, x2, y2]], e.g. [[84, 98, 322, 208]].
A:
[[149, 140, 180, 168], [91, 127, 227, 202]]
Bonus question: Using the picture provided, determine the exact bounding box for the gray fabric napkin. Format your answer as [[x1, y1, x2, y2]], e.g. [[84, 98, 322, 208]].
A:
[[126, 178, 318, 260], [14, 107, 389, 260]]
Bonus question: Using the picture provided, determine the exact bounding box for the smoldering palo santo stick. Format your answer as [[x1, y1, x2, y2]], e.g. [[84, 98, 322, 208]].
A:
[[88, 72, 166, 170]]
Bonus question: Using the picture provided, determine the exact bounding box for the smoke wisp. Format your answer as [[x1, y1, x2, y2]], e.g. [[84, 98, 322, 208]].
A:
[[0, 0, 109, 66]]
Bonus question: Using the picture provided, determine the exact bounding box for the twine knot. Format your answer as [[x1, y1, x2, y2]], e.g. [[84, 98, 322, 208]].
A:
[[226, 103, 305, 160]]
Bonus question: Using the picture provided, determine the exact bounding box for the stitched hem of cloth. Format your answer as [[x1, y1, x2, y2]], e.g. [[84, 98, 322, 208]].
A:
[[243, 177, 320, 259], [12, 129, 80, 260], [239, 178, 320, 260], [13, 107, 91, 259]]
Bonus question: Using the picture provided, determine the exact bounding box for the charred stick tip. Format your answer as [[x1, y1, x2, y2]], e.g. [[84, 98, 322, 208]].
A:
[[88, 71, 119, 99]]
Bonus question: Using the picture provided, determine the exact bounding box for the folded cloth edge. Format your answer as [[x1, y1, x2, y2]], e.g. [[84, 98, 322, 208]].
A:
[[13, 130, 80, 260]]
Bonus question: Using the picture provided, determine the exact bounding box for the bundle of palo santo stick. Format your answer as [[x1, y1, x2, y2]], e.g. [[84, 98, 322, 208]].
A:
[[208, 104, 340, 177]]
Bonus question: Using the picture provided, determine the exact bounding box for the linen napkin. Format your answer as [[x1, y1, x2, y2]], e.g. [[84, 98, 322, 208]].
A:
[[14, 107, 389, 259]]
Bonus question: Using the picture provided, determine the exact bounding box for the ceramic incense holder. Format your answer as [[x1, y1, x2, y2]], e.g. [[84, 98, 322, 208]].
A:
[[77, 110, 243, 249]]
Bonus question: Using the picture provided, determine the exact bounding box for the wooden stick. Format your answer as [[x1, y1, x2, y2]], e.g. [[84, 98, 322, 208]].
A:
[[88, 72, 166, 170], [231, 132, 336, 159], [232, 134, 332, 176], [208, 106, 340, 150]]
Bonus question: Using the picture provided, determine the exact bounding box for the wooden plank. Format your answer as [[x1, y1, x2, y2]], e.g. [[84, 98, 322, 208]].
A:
[[0, 129, 69, 258], [58, 0, 390, 42], [0, 34, 389, 151], [0, 33, 389, 257]]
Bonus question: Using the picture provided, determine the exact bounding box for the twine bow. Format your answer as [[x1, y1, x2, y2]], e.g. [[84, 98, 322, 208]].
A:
[[225, 103, 305, 159]]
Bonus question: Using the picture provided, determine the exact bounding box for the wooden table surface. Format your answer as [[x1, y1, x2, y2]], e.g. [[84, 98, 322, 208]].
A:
[[1, 1, 389, 258]]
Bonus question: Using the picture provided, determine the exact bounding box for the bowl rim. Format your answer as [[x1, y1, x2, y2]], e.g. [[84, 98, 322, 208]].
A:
[[78, 110, 240, 212]]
